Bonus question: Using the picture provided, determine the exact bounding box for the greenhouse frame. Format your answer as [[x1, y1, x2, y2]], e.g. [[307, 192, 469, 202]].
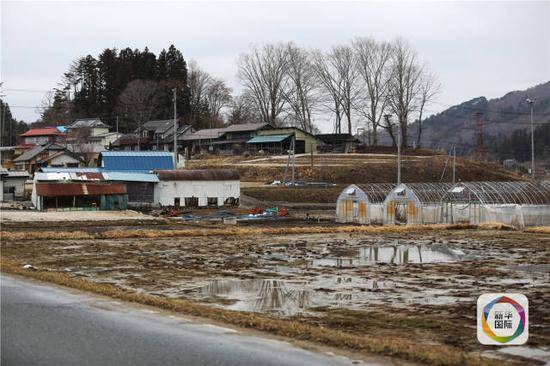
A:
[[336, 183, 395, 224], [440, 181, 550, 228], [384, 183, 454, 225]]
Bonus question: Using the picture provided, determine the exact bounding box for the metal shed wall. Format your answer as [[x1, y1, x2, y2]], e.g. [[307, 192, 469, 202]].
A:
[[99, 151, 174, 171]]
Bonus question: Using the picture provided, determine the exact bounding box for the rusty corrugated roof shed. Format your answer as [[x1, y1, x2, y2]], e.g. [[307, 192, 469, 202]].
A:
[[35, 182, 126, 197], [155, 169, 240, 181]]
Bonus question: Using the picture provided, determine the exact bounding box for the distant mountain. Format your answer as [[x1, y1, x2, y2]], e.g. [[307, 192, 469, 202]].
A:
[[381, 81, 550, 156]]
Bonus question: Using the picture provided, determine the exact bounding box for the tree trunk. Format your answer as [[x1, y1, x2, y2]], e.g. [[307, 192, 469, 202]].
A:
[[416, 103, 425, 148], [400, 115, 408, 148]]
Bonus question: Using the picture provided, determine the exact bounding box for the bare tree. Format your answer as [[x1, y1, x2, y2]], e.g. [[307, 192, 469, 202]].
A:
[[415, 71, 440, 147], [312, 45, 360, 134], [237, 43, 288, 125], [311, 49, 344, 133], [228, 92, 260, 124], [282, 44, 319, 133], [331, 45, 360, 135], [116, 79, 158, 131], [206, 78, 232, 119], [386, 38, 424, 148], [353, 37, 392, 146], [188, 60, 212, 124]]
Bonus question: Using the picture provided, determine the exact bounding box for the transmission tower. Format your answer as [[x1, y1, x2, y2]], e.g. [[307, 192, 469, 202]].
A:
[[474, 112, 484, 161]]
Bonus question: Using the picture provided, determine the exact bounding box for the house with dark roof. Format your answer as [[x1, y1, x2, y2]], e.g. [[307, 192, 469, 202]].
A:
[[67, 118, 110, 133], [316, 133, 361, 153], [179, 123, 271, 155], [247, 126, 317, 154], [111, 120, 193, 152], [12, 143, 84, 173]]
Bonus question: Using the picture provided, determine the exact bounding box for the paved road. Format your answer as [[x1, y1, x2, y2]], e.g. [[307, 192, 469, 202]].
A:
[[1, 275, 366, 366]]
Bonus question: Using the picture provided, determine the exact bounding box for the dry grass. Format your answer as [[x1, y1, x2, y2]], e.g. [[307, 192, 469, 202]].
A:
[[242, 186, 343, 203], [0, 258, 517, 366], [187, 153, 523, 184], [477, 222, 518, 231], [1, 223, 482, 241], [524, 226, 550, 234]]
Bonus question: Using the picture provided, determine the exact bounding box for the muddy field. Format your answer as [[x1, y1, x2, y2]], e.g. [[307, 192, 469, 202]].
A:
[[1, 224, 549, 365]]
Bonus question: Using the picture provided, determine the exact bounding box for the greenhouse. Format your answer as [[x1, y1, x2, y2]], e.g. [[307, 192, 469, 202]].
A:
[[384, 183, 454, 225], [336, 183, 395, 224], [440, 181, 550, 228]]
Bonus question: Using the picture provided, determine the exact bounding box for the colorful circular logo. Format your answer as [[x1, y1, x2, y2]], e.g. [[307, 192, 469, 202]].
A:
[[481, 295, 526, 343]]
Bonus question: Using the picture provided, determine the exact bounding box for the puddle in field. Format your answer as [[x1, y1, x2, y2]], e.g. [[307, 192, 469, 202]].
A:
[[493, 346, 550, 365], [182, 276, 397, 315], [309, 244, 466, 268]]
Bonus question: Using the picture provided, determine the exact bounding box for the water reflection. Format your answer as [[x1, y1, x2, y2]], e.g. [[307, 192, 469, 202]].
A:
[[309, 244, 465, 267], [193, 276, 392, 315], [198, 278, 312, 315]]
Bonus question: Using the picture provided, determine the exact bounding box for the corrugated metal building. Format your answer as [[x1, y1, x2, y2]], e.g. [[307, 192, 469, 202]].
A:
[[98, 151, 174, 172], [38, 168, 158, 205], [154, 169, 240, 207], [103, 172, 159, 203], [33, 182, 127, 211], [336, 183, 395, 224]]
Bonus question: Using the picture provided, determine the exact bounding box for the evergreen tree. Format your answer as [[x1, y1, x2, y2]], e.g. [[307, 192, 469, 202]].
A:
[[0, 99, 29, 146]]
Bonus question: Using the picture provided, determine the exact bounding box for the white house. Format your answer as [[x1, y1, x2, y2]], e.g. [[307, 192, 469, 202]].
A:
[[154, 169, 240, 207], [1, 169, 31, 201]]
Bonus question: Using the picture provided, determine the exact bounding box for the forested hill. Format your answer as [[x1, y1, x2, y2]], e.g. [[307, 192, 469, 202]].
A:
[[38, 45, 192, 132], [406, 81, 550, 159]]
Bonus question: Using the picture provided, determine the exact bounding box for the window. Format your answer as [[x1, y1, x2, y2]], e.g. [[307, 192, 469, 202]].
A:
[[185, 197, 198, 207], [174, 198, 180, 207], [207, 197, 218, 207]]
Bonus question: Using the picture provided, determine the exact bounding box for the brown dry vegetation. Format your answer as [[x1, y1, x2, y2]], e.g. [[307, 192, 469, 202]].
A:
[[186, 154, 523, 183], [1, 223, 482, 241], [0, 259, 518, 366], [242, 186, 343, 203]]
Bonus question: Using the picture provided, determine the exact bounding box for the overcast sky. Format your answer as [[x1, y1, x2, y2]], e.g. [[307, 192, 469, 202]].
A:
[[1, 0, 549, 132]]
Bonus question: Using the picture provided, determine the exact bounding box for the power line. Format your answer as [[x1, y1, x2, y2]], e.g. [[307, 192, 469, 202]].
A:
[[3, 88, 51, 93]]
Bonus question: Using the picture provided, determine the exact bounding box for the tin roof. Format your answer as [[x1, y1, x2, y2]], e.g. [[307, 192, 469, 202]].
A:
[[155, 169, 240, 181], [98, 151, 174, 171], [67, 118, 109, 129], [247, 134, 291, 144], [103, 172, 159, 183], [35, 182, 126, 197], [20, 127, 63, 137]]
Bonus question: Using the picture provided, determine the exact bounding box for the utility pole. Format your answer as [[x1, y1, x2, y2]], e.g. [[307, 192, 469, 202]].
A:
[[526, 98, 536, 179], [173, 88, 178, 168], [385, 114, 400, 184], [116, 116, 119, 135]]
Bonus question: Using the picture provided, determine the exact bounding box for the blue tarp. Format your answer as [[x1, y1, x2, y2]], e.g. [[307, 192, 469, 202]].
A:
[[98, 151, 174, 171], [246, 134, 291, 144]]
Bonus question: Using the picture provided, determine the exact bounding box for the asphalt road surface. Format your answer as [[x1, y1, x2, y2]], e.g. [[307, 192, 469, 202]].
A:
[[1, 275, 368, 366]]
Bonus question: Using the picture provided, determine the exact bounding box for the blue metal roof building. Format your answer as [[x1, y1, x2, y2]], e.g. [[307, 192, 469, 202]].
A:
[[98, 151, 174, 172]]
